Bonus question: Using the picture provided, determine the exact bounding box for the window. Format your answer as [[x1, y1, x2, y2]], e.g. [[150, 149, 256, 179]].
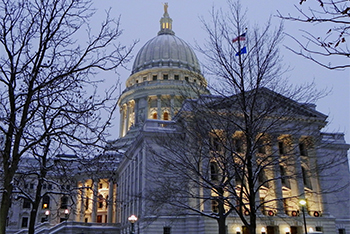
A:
[[164, 226, 171, 234], [60, 196, 68, 209], [42, 195, 50, 209], [302, 166, 312, 189], [98, 194, 104, 209], [23, 199, 31, 209], [280, 165, 290, 188], [152, 75, 157, 81], [163, 112, 169, 120], [185, 76, 189, 82], [339, 228, 346, 234], [211, 200, 219, 213], [299, 142, 308, 156], [99, 183, 103, 189], [97, 215, 102, 223], [278, 141, 285, 155], [163, 74, 168, 80], [85, 198, 89, 209], [21, 217, 28, 228], [316, 227, 322, 232], [233, 138, 243, 153], [152, 112, 157, 119], [210, 162, 219, 181], [143, 76, 147, 81], [174, 75, 179, 80], [210, 135, 221, 152]]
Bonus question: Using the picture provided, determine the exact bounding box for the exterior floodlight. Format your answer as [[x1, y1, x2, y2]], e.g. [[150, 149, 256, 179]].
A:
[[261, 227, 266, 234], [128, 215, 138, 234]]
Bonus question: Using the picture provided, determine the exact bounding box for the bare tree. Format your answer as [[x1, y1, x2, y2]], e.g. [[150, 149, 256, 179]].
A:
[[142, 1, 347, 234], [278, 0, 350, 69], [0, 0, 135, 233]]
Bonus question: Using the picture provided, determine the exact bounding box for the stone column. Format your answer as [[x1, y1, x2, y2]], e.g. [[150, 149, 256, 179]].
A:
[[271, 137, 285, 215], [157, 95, 162, 119], [107, 180, 114, 223], [91, 180, 98, 222], [134, 98, 139, 125], [126, 102, 130, 131], [120, 107, 125, 137], [170, 95, 174, 120]]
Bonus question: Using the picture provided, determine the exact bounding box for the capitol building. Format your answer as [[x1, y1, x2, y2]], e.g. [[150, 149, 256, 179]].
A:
[[4, 5, 350, 234]]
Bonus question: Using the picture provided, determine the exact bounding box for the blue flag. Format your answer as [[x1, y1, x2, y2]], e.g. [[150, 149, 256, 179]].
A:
[[235, 47, 247, 56]]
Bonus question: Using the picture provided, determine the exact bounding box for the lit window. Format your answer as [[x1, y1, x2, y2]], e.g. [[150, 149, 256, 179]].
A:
[[152, 113, 157, 119], [163, 112, 169, 120]]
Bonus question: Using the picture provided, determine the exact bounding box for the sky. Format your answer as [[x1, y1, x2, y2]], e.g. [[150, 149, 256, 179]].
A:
[[93, 0, 350, 144]]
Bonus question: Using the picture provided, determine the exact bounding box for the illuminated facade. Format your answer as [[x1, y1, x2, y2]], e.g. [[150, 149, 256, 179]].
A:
[[4, 4, 350, 234]]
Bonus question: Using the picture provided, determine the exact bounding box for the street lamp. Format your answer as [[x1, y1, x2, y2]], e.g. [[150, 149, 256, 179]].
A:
[[64, 209, 69, 221], [128, 214, 138, 234], [45, 210, 50, 222], [299, 199, 307, 234]]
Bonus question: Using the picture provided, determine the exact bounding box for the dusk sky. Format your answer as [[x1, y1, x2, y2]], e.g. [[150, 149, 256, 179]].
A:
[[94, 0, 349, 143]]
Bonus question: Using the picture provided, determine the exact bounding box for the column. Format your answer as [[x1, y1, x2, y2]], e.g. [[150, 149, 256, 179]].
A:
[[126, 102, 130, 131], [157, 95, 161, 119], [91, 180, 98, 222], [107, 180, 114, 223], [134, 98, 139, 125], [272, 137, 285, 215], [170, 95, 174, 120], [120, 107, 124, 137]]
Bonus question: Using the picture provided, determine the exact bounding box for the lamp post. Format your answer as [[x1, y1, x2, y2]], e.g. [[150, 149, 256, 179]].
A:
[[299, 199, 307, 234], [128, 214, 138, 234]]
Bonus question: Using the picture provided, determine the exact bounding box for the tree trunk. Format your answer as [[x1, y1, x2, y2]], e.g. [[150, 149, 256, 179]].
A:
[[0, 182, 13, 234], [217, 217, 226, 234]]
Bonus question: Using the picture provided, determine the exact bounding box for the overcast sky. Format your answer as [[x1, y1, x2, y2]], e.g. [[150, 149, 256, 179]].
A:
[[94, 0, 349, 143]]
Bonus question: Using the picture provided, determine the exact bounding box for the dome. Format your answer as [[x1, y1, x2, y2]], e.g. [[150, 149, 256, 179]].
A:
[[131, 8, 201, 74]]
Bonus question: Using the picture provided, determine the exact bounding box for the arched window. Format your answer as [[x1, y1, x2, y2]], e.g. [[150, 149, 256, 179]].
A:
[[42, 195, 50, 209], [210, 162, 219, 181], [152, 112, 157, 119], [60, 196, 68, 209], [163, 112, 169, 120]]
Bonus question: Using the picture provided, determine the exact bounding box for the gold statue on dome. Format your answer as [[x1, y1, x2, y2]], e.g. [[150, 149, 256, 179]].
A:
[[163, 2, 168, 14]]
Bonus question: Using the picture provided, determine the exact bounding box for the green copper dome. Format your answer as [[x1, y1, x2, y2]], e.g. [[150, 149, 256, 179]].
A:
[[131, 6, 201, 75]]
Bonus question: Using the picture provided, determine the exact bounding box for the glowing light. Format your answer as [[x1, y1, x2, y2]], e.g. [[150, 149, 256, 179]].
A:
[[128, 214, 138, 223]]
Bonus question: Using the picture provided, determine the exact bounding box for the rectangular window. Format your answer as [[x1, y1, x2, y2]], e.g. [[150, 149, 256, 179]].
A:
[[97, 215, 102, 223], [23, 199, 31, 209], [163, 74, 168, 80], [153, 75, 157, 81], [233, 138, 243, 153], [299, 142, 308, 156], [211, 200, 219, 213], [164, 226, 171, 234], [21, 217, 28, 228], [174, 75, 179, 80], [316, 227, 322, 232], [339, 229, 346, 234], [278, 141, 285, 155], [185, 76, 189, 82]]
